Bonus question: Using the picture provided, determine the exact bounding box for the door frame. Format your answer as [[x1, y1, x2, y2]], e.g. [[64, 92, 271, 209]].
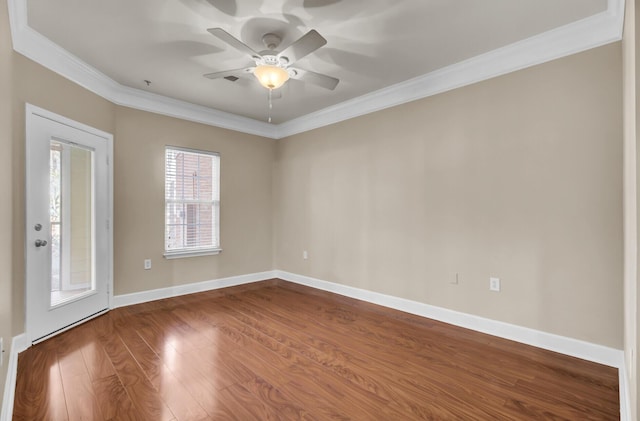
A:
[[25, 103, 114, 343]]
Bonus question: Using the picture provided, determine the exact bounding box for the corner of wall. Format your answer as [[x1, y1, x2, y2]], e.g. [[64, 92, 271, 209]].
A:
[[0, 0, 14, 412], [623, 0, 640, 418]]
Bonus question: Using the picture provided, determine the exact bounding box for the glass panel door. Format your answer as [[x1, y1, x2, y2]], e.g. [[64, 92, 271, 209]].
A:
[[27, 105, 111, 344]]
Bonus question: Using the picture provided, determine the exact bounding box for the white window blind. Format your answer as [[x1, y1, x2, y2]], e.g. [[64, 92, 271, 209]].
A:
[[164, 146, 220, 258]]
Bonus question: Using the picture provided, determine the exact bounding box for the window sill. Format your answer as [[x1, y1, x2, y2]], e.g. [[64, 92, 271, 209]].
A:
[[163, 248, 222, 259]]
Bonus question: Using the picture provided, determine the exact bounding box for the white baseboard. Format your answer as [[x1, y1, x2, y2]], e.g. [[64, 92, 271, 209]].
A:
[[1, 334, 28, 421], [619, 360, 631, 421], [113, 269, 621, 367], [275, 270, 623, 367], [4, 270, 630, 420], [112, 270, 278, 308]]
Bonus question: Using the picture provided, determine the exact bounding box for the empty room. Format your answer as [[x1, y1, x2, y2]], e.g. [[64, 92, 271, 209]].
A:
[[1, 0, 639, 419]]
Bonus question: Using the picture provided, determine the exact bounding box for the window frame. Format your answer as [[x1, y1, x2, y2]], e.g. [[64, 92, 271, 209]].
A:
[[164, 145, 221, 259]]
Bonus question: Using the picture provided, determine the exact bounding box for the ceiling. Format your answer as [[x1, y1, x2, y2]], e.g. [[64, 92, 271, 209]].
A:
[[10, 0, 622, 137]]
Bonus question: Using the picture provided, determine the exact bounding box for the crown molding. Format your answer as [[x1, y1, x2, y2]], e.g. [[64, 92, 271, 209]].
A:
[[8, 0, 624, 140], [277, 0, 624, 138], [7, 0, 278, 138]]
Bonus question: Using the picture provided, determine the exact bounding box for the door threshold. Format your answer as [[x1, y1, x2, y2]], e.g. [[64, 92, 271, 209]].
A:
[[31, 308, 109, 345]]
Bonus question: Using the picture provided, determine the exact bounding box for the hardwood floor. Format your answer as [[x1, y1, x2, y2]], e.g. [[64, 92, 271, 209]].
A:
[[13, 279, 620, 420]]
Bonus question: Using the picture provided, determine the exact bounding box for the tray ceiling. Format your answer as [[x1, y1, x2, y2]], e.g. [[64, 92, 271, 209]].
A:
[[10, 0, 620, 137]]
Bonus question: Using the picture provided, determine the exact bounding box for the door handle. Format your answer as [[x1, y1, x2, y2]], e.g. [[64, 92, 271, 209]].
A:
[[35, 239, 48, 247]]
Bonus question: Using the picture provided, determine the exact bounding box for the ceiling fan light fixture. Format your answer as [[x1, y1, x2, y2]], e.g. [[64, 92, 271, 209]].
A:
[[254, 65, 289, 90]]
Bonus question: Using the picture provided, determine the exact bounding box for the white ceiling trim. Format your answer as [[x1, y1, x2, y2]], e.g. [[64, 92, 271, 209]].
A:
[[8, 0, 623, 140], [7, 0, 278, 138], [278, 0, 624, 138]]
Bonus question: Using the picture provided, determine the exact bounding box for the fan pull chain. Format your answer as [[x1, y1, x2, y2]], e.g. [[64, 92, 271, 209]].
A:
[[268, 89, 273, 124]]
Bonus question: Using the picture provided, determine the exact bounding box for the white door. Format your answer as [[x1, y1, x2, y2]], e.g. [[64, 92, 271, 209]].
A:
[[26, 104, 112, 344]]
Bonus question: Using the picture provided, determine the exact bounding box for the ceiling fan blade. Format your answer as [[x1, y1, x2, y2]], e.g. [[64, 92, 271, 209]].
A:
[[203, 67, 255, 79], [207, 28, 260, 58], [277, 30, 327, 65], [289, 67, 339, 90]]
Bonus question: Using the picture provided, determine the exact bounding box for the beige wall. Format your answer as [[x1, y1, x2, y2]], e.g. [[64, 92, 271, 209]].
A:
[[623, 0, 639, 418], [113, 107, 275, 295], [275, 43, 623, 348], [0, 0, 13, 402]]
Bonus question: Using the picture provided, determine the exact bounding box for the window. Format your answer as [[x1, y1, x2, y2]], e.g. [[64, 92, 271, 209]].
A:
[[164, 146, 220, 258]]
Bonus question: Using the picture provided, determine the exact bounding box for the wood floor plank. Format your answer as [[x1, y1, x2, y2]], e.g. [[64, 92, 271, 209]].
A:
[[232, 289, 519, 418], [12, 347, 68, 421], [225, 347, 350, 420], [58, 363, 104, 420], [117, 325, 211, 421], [95, 323, 175, 421], [221, 322, 405, 419], [14, 280, 620, 420], [246, 284, 610, 419], [81, 341, 117, 382], [91, 374, 136, 420], [218, 302, 492, 419], [216, 381, 284, 421]]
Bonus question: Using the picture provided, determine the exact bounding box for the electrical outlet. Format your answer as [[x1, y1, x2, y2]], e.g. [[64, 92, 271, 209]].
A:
[[144, 259, 152, 270], [450, 273, 459, 285], [489, 277, 501, 292], [302, 250, 308, 260]]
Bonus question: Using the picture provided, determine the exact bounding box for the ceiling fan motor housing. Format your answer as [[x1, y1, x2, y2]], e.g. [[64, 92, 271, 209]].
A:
[[257, 53, 284, 66], [256, 33, 291, 68], [262, 33, 282, 50]]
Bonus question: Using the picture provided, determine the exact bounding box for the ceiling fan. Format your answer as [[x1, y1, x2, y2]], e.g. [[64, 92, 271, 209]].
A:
[[204, 28, 339, 91]]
